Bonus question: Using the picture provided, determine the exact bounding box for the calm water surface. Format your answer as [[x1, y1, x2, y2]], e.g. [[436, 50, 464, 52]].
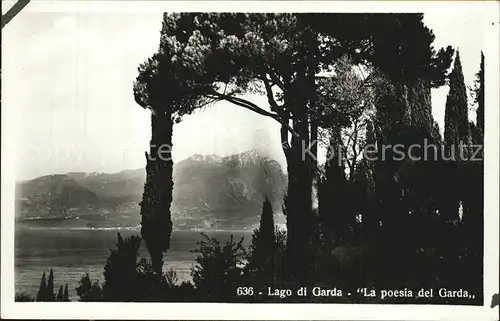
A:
[[15, 227, 252, 300]]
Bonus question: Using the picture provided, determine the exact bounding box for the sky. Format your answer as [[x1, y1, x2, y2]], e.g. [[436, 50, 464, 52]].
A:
[[2, 5, 491, 180]]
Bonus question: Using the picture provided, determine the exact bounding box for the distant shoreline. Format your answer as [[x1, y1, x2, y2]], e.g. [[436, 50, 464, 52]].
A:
[[15, 225, 260, 233]]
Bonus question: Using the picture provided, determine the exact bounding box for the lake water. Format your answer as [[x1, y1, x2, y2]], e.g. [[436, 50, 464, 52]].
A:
[[15, 227, 253, 300]]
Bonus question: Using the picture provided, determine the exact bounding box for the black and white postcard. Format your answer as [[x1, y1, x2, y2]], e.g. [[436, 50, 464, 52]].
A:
[[1, 1, 499, 320]]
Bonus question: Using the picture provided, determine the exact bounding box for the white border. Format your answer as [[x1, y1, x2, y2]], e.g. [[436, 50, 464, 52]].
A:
[[2, 1, 499, 320]]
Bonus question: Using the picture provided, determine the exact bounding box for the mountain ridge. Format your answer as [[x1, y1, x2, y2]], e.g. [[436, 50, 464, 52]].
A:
[[16, 150, 287, 230]]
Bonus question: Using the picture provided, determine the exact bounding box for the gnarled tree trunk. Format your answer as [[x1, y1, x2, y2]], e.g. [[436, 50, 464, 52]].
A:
[[140, 110, 174, 276]]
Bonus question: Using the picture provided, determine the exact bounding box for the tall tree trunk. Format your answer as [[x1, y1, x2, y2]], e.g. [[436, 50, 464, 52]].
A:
[[310, 120, 319, 210], [318, 127, 350, 244], [140, 110, 174, 276], [284, 99, 315, 284], [283, 35, 319, 282]]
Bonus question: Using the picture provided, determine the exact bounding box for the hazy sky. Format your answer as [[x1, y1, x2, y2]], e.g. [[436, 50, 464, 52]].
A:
[[2, 5, 490, 180]]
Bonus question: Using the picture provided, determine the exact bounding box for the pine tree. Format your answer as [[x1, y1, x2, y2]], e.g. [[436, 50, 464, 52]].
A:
[[36, 272, 47, 302], [63, 284, 70, 301], [134, 47, 202, 277], [56, 285, 63, 301], [139, 13, 454, 286]]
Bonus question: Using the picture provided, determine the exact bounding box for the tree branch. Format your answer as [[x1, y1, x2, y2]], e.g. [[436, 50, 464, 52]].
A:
[[205, 89, 300, 138], [268, 71, 286, 92], [261, 75, 292, 159], [351, 120, 360, 173], [262, 74, 282, 113], [134, 94, 149, 110], [281, 120, 291, 161]]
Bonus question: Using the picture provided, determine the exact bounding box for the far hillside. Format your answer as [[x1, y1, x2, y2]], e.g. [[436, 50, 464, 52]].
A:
[[15, 150, 287, 230]]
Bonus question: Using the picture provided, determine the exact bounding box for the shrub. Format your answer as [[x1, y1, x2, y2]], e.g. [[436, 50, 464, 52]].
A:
[[76, 273, 103, 302], [15, 292, 34, 302], [190, 233, 247, 302]]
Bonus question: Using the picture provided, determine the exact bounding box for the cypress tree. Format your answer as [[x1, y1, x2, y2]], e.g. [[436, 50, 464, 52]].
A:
[[365, 119, 377, 147], [440, 50, 469, 226], [258, 196, 276, 247], [139, 112, 174, 277], [474, 52, 485, 137], [247, 197, 277, 285], [102, 233, 142, 301], [63, 284, 69, 301], [437, 51, 470, 286], [444, 51, 469, 151], [352, 119, 377, 234], [56, 285, 63, 301], [250, 197, 276, 263], [460, 52, 485, 301], [442, 51, 470, 220], [47, 268, 55, 301], [36, 272, 47, 302]]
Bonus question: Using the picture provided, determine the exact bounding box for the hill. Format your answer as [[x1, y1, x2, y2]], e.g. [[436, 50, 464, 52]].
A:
[[16, 150, 287, 230]]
